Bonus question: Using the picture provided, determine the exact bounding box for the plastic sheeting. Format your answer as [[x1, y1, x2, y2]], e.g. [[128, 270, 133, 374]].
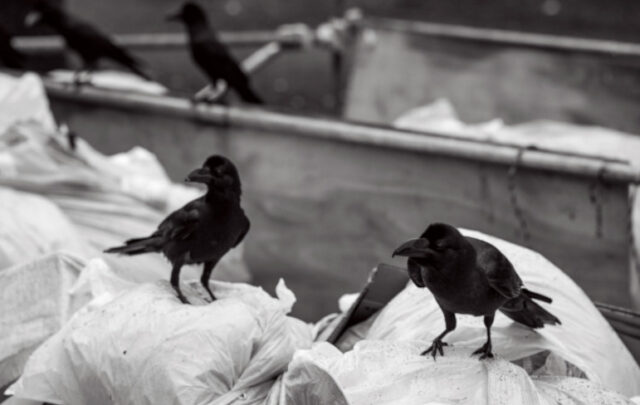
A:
[[8, 261, 313, 405], [0, 253, 86, 388], [276, 341, 636, 405]]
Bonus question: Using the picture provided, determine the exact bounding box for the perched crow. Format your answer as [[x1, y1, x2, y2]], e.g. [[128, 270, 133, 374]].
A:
[[25, 0, 151, 82], [0, 25, 25, 70], [105, 155, 250, 304], [166, 2, 263, 104], [393, 223, 560, 360]]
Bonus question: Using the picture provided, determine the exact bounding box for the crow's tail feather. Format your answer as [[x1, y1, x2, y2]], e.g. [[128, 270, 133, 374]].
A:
[[500, 289, 561, 329], [104, 236, 161, 256]]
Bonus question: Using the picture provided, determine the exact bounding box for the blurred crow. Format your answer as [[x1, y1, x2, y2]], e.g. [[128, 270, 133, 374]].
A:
[[393, 223, 560, 360], [0, 25, 26, 69], [25, 0, 151, 83], [166, 2, 263, 104], [105, 155, 250, 304]]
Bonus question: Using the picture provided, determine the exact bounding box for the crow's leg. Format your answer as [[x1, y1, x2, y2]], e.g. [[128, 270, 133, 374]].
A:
[[170, 261, 189, 304], [472, 314, 495, 360], [200, 259, 220, 302], [421, 308, 456, 359]]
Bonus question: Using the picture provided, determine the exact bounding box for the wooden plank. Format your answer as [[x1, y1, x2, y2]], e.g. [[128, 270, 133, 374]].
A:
[[344, 23, 640, 134], [47, 96, 634, 322]]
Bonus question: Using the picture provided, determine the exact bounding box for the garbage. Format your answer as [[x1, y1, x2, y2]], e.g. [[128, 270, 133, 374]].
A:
[[8, 262, 313, 405], [333, 229, 640, 397], [0, 253, 86, 388], [47, 70, 168, 95]]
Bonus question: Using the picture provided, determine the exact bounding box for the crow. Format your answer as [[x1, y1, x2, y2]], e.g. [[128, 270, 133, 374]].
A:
[[105, 155, 250, 304], [25, 0, 151, 83], [393, 223, 560, 360], [0, 25, 26, 70], [166, 2, 263, 104]]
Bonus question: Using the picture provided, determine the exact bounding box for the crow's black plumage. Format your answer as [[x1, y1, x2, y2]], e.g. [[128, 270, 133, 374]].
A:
[[105, 155, 250, 304], [0, 25, 25, 70], [166, 2, 263, 104], [393, 223, 560, 360], [25, 0, 151, 81]]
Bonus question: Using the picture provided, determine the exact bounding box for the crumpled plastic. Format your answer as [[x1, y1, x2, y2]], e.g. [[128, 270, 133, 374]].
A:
[[0, 73, 56, 135], [8, 262, 314, 405], [0, 252, 86, 389], [275, 341, 637, 405], [335, 229, 640, 397]]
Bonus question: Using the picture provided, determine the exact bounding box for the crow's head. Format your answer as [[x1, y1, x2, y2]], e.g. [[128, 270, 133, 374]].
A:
[[186, 155, 242, 196]]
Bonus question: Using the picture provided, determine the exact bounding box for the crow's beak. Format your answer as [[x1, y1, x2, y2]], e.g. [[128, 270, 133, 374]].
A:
[[185, 167, 212, 183], [25, 11, 42, 27], [165, 8, 182, 22], [392, 238, 432, 258]]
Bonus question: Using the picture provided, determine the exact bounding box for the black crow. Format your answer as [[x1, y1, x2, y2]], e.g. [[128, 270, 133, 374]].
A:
[[166, 2, 263, 104], [393, 223, 560, 360], [0, 25, 25, 70], [25, 0, 151, 82], [105, 155, 250, 304]]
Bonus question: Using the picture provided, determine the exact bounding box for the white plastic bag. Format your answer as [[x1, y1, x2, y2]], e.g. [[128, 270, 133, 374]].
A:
[[8, 276, 313, 405], [358, 229, 640, 396], [0, 252, 86, 388], [277, 341, 635, 405]]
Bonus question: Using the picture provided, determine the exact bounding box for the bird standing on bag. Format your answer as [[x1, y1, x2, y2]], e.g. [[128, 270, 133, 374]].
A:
[[166, 2, 263, 104], [25, 0, 152, 84], [105, 155, 250, 304], [393, 223, 560, 360]]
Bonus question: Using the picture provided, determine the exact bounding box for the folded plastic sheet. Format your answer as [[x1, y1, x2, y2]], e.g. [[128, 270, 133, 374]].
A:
[[276, 341, 636, 405], [0, 253, 86, 389], [8, 267, 313, 405], [336, 229, 640, 396]]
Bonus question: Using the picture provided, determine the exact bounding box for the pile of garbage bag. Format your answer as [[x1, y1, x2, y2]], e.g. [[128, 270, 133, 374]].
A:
[[2, 73, 640, 404]]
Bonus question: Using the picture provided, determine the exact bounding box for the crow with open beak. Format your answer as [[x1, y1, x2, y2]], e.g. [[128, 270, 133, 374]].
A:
[[105, 155, 250, 304], [166, 2, 263, 104], [25, 0, 152, 83], [393, 223, 560, 360]]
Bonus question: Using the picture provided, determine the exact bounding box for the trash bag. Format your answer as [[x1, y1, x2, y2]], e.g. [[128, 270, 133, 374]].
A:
[[0, 252, 86, 388], [0, 121, 249, 283], [8, 270, 313, 405], [0, 73, 56, 135], [0, 188, 92, 269], [274, 341, 636, 405], [340, 229, 640, 396]]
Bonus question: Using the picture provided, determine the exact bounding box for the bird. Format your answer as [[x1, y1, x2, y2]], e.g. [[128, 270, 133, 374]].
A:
[[24, 0, 152, 84], [0, 25, 26, 70], [392, 223, 560, 360], [104, 155, 250, 304], [166, 2, 263, 104]]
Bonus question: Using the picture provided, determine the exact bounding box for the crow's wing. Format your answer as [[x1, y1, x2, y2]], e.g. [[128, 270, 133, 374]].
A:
[[468, 237, 522, 299], [154, 198, 204, 242]]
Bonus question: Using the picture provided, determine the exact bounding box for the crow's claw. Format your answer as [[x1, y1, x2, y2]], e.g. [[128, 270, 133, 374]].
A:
[[471, 341, 493, 360], [421, 339, 448, 360]]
